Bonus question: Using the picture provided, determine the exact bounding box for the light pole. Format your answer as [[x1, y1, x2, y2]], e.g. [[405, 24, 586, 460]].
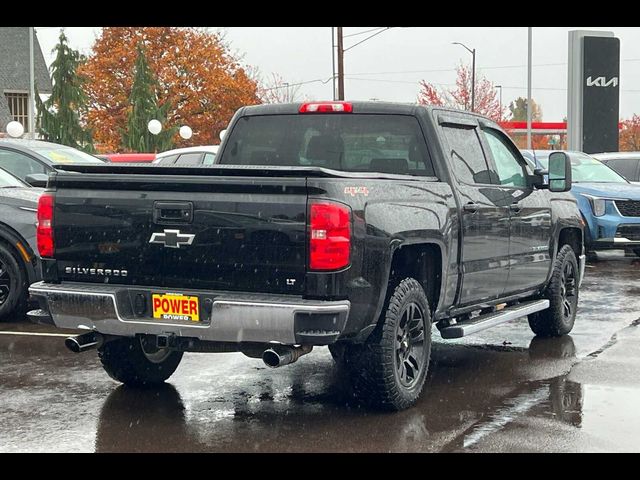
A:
[[495, 84, 503, 120], [452, 42, 476, 112], [283, 82, 290, 103]]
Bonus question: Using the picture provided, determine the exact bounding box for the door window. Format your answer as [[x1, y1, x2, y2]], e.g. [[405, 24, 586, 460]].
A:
[[0, 149, 47, 181], [441, 125, 496, 184], [482, 129, 528, 188], [203, 153, 216, 165], [604, 159, 640, 181], [174, 153, 203, 166]]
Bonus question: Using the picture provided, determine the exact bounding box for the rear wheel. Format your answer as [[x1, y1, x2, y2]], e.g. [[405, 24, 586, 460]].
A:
[[528, 245, 579, 337], [98, 336, 183, 387], [0, 242, 28, 321], [328, 343, 346, 364], [343, 278, 432, 411]]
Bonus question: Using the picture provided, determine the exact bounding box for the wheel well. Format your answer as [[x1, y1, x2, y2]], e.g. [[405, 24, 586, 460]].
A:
[[558, 228, 582, 259], [0, 236, 29, 280], [389, 243, 442, 313]]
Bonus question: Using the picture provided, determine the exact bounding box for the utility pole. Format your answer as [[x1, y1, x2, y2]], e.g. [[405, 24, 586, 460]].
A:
[[29, 27, 35, 138], [527, 27, 533, 149], [337, 27, 345, 101], [331, 27, 336, 100]]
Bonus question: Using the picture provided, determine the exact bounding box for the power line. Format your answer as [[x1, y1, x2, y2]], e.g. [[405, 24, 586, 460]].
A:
[[345, 58, 640, 78], [261, 77, 334, 91], [344, 76, 640, 93], [343, 27, 386, 38], [344, 27, 392, 52]]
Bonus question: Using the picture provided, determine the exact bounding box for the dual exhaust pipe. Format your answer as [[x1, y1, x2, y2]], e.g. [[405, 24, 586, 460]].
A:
[[65, 331, 103, 353], [65, 331, 313, 368], [262, 345, 313, 368]]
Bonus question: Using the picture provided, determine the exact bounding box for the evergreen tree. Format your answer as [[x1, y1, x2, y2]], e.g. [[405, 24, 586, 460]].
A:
[[122, 46, 175, 152], [508, 97, 543, 122], [36, 30, 94, 153]]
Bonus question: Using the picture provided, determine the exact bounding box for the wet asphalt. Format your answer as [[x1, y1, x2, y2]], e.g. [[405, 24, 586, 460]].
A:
[[0, 251, 638, 453]]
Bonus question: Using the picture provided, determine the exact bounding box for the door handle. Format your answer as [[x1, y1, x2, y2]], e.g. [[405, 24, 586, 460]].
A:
[[463, 202, 479, 213], [509, 203, 522, 214], [153, 201, 193, 224]]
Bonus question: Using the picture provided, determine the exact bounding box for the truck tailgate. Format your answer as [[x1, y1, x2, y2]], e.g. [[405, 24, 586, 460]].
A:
[[52, 172, 308, 295]]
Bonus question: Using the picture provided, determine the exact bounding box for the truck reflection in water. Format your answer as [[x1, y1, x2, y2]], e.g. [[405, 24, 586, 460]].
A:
[[94, 334, 583, 453]]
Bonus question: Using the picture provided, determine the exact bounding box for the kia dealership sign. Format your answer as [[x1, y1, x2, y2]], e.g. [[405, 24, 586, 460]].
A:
[[567, 31, 620, 154]]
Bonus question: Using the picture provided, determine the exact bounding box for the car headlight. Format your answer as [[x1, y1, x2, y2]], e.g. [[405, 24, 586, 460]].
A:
[[582, 195, 607, 217]]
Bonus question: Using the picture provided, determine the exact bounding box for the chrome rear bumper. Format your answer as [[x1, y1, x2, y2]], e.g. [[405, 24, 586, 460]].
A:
[[28, 282, 350, 345]]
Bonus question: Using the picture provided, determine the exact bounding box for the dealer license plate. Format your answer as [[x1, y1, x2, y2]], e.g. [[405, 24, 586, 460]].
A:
[[152, 294, 200, 322]]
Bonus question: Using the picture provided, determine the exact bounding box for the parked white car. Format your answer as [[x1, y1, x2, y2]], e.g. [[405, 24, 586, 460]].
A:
[[592, 152, 640, 184], [153, 145, 219, 166]]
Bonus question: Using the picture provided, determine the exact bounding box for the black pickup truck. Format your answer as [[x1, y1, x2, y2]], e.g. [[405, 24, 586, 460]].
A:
[[29, 102, 585, 410]]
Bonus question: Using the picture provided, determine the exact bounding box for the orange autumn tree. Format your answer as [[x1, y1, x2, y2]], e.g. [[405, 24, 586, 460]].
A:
[[80, 27, 260, 152], [417, 64, 504, 121], [619, 114, 640, 151]]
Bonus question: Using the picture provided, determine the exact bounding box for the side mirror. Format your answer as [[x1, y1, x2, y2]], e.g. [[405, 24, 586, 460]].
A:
[[219, 129, 227, 142], [548, 152, 572, 192], [24, 173, 48, 188]]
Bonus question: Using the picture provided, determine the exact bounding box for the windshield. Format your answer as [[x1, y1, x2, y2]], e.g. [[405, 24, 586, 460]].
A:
[[218, 114, 435, 176], [30, 146, 104, 164], [0, 168, 27, 188], [535, 152, 628, 183]]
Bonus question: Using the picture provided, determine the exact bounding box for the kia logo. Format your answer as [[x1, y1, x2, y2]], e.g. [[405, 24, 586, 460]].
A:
[[586, 76, 618, 88]]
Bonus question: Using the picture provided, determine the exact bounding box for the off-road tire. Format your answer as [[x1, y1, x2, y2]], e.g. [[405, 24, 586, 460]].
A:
[[98, 336, 183, 387], [0, 242, 28, 321], [528, 244, 579, 337], [344, 277, 432, 411], [328, 343, 347, 364]]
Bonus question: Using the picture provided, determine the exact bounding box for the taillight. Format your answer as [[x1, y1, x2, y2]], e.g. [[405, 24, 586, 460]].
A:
[[37, 193, 54, 258], [299, 101, 353, 113], [309, 201, 351, 271]]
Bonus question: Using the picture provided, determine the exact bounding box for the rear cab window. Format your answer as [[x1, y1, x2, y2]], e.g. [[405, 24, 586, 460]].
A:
[[218, 114, 436, 177]]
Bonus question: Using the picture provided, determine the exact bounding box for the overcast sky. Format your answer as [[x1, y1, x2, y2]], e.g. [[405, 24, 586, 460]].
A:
[[34, 27, 640, 121]]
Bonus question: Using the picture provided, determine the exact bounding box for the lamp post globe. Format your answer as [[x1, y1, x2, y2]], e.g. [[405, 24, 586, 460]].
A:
[[179, 125, 193, 140], [147, 119, 162, 135], [6, 121, 25, 138]]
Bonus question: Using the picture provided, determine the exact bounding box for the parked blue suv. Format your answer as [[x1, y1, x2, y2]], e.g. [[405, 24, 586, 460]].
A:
[[522, 150, 640, 257]]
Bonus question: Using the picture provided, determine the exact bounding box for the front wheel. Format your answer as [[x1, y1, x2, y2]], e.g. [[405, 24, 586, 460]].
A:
[[528, 244, 579, 337], [98, 336, 183, 387], [344, 278, 432, 411]]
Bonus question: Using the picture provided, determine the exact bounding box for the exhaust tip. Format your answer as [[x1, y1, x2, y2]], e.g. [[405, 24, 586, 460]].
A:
[[64, 337, 81, 353], [262, 349, 281, 368], [64, 332, 100, 353]]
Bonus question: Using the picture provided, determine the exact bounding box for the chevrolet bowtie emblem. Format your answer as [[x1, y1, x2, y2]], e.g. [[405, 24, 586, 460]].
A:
[[149, 229, 195, 249]]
